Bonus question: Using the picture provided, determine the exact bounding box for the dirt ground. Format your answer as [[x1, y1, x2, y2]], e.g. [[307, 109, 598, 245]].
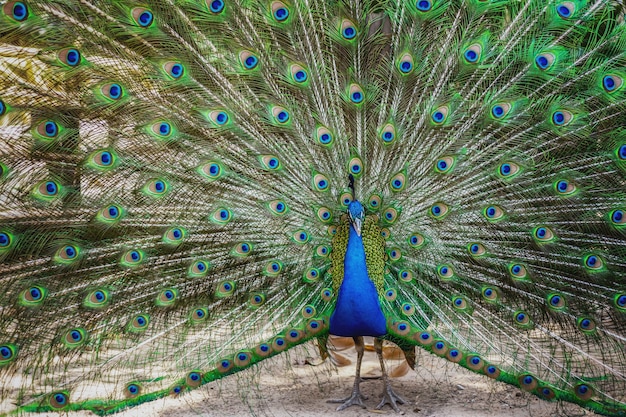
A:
[[24, 339, 597, 417]]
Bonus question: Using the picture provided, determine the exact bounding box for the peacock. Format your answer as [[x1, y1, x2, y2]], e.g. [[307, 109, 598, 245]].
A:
[[0, 0, 625, 415]]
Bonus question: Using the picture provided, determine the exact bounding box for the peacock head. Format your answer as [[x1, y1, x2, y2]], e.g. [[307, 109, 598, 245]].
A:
[[348, 200, 365, 236]]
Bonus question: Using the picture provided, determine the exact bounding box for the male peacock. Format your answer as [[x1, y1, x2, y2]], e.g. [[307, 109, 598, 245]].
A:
[[0, 0, 625, 415]]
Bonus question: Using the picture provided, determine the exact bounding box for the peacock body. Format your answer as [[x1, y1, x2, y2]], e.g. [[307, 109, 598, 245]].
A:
[[0, 0, 625, 415]]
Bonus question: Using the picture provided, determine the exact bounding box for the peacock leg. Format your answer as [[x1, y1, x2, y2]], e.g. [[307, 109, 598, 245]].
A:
[[327, 335, 367, 410], [374, 337, 406, 411]]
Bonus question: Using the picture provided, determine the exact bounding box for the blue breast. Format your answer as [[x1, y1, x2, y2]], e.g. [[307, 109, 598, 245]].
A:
[[329, 226, 387, 337]]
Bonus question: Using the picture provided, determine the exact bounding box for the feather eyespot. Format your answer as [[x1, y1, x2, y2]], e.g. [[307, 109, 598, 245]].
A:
[[321, 288, 333, 302], [340, 19, 357, 40], [577, 317, 596, 333], [491, 103, 511, 119], [380, 124, 396, 144], [312, 172, 330, 192], [143, 178, 169, 197], [97, 204, 124, 224], [101, 83, 123, 100], [271, 1, 289, 21], [216, 281, 236, 297], [239, 51, 258, 70], [272, 336, 287, 351], [316, 126, 334, 146], [208, 110, 230, 126], [574, 384, 594, 401], [348, 156, 363, 178], [125, 383, 141, 399], [519, 374, 538, 391], [191, 307, 208, 322], [302, 305, 316, 318], [289, 64, 308, 84], [509, 263, 528, 280], [556, 2, 574, 19], [0, 344, 18, 365], [485, 364, 500, 379], [513, 311, 533, 328], [533, 226, 555, 243], [303, 267, 320, 283], [339, 191, 352, 207], [382, 207, 399, 224], [19, 286, 47, 307], [387, 247, 402, 261], [211, 207, 232, 225], [53, 244, 81, 264], [431, 106, 449, 124], [316, 207, 333, 223], [4, 2, 28, 22], [467, 355, 484, 370], [498, 161, 521, 179], [389, 171, 406, 192], [398, 53, 414, 74], [602, 74, 623, 93], [49, 392, 69, 409], [163, 61, 184, 79], [551, 110, 573, 126], [583, 254, 604, 271], [416, 0, 431, 11], [248, 293, 265, 309], [132, 8, 154, 27], [384, 288, 397, 301], [189, 260, 210, 277], [434, 156, 455, 173], [272, 106, 290, 124], [33, 180, 61, 202], [432, 340, 448, 355], [399, 269, 413, 282], [483, 205, 504, 221], [348, 84, 364, 104], [234, 351, 251, 367], [186, 371, 203, 387], [58, 48, 81, 67], [315, 245, 329, 257], [463, 43, 482, 63], [468, 242, 486, 257], [128, 314, 150, 332], [35, 120, 59, 139], [120, 249, 145, 267], [208, 0, 225, 14], [163, 227, 186, 245], [255, 343, 271, 357], [368, 194, 382, 211], [482, 287, 498, 302], [437, 264, 454, 280], [415, 331, 433, 345], [156, 289, 178, 307], [0, 231, 12, 251], [430, 202, 449, 219], [264, 260, 283, 276], [62, 328, 87, 349], [199, 161, 224, 180], [546, 294, 565, 311], [401, 303, 415, 316], [609, 209, 625, 227], [84, 289, 110, 309], [535, 53, 555, 70], [293, 229, 310, 244]]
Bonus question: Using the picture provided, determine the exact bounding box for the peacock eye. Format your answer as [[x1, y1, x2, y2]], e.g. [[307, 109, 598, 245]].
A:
[[208, 0, 225, 14]]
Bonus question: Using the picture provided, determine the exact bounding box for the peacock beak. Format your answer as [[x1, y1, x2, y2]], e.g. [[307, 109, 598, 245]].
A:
[[352, 216, 362, 236]]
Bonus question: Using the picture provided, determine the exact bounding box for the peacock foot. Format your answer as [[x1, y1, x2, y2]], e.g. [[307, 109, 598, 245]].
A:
[[376, 382, 406, 412], [327, 390, 368, 411]]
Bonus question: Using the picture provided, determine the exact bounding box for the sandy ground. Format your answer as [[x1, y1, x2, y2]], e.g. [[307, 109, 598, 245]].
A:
[[25, 339, 598, 417]]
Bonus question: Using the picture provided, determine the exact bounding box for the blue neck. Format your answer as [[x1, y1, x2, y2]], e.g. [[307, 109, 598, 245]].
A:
[[329, 226, 387, 337]]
